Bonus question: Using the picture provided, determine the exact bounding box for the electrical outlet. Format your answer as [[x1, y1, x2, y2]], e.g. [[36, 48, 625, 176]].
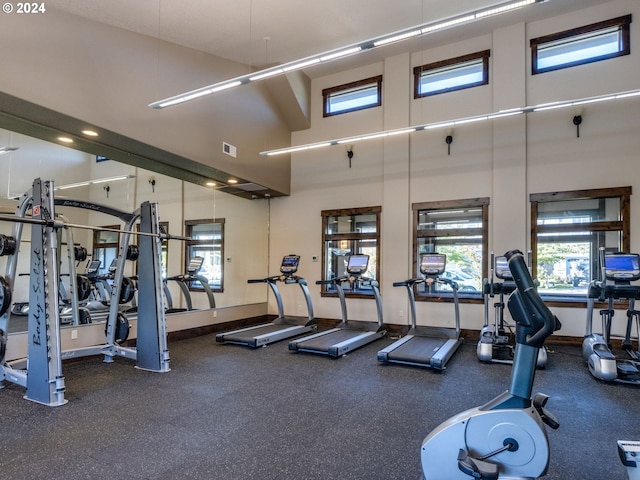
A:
[[213, 310, 217, 318], [71, 329, 78, 340]]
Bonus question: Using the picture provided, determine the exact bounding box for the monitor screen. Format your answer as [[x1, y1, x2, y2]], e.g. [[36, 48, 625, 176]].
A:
[[347, 254, 369, 274], [187, 256, 204, 273], [419, 253, 446, 276], [280, 255, 300, 273], [605, 253, 640, 280], [86, 260, 101, 274], [494, 256, 512, 280]]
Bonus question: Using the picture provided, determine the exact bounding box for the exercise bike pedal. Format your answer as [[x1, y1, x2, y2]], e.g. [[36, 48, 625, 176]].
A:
[[457, 449, 499, 479], [533, 393, 560, 430]]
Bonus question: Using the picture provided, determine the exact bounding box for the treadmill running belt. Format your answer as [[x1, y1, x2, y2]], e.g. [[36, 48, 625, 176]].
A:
[[222, 323, 294, 341], [296, 329, 369, 351], [386, 336, 445, 364]]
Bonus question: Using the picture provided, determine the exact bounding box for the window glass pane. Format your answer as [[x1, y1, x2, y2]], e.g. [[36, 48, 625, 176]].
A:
[[96, 230, 118, 244], [537, 28, 621, 70], [533, 194, 625, 298], [324, 239, 377, 294], [416, 206, 485, 296], [537, 197, 620, 224], [327, 84, 379, 114], [186, 221, 223, 290], [326, 213, 376, 234], [419, 59, 484, 95]]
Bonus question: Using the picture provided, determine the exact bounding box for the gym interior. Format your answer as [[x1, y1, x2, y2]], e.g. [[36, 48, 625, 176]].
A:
[[1, 1, 640, 478]]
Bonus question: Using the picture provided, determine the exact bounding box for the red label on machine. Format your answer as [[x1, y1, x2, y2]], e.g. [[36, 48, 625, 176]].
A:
[[33, 205, 40, 216]]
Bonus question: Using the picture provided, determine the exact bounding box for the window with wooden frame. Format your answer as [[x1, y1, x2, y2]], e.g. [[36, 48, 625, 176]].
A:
[[530, 15, 631, 75], [530, 187, 631, 302], [320, 206, 381, 298], [184, 218, 224, 292], [413, 50, 490, 98], [322, 75, 382, 117], [412, 198, 489, 302], [92, 226, 120, 276]]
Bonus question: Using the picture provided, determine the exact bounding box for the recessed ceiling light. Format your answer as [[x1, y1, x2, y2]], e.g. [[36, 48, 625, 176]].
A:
[[81, 129, 99, 137], [228, 179, 238, 184], [205, 181, 216, 187], [57, 136, 74, 143]]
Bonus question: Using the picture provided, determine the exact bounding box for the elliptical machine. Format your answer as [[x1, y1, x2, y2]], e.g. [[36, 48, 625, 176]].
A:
[[477, 253, 547, 368], [583, 249, 640, 383], [421, 250, 561, 479]]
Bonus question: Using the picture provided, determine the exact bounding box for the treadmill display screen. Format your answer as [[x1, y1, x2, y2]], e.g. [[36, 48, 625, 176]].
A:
[[280, 255, 300, 274], [605, 254, 640, 280], [347, 254, 369, 275], [420, 253, 446, 276], [494, 256, 512, 281], [86, 260, 101, 274], [187, 256, 205, 273]]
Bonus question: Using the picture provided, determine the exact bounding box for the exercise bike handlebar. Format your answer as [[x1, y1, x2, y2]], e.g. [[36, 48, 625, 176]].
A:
[[505, 249, 560, 348]]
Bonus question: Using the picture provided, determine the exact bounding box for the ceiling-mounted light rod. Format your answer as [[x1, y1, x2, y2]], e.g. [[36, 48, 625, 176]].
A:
[[260, 87, 640, 156], [54, 175, 135, 191], [149, 0, 546, 109]]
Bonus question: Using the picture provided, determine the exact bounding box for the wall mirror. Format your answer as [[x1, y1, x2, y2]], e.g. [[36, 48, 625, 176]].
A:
[[0, 127, 270, 334]]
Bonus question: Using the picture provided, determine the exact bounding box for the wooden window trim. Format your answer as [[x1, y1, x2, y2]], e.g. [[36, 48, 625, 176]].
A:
[[322, 75, 383, 117], [412, 197, 489, 304], [413, 50, 490, 99], [530, 14, 632, 75], [185, 218, 225, 293], [529, 186, 632, 302], [320, 206, 381, 298]]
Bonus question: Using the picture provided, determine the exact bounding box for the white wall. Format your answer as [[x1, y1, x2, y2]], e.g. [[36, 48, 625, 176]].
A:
[[271, 0, 640, 338]]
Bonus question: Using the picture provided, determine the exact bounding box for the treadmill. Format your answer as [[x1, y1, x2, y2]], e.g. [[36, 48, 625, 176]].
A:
[[288, 254, 386, 358], [165, 256, 215, 312], [216, 254, 316, 348], [377, 253, 462, 370]]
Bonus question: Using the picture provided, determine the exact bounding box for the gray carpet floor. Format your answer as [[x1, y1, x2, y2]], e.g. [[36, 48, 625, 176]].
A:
[[0, 333, 638, 479]]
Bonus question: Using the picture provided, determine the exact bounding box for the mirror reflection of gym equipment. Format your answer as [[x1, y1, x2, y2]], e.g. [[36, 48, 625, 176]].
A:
[[377, 253, 462, 370], [216, 254, 316, 347], [0, 178, 171, 406], [164, 256, 215, 313], [477, 253, 548, 368], [289, 254, 386, 357]]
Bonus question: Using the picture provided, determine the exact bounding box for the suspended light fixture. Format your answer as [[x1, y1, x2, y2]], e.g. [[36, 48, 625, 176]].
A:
[[149, 0, 546, 109], [259, 88, 640, 156]]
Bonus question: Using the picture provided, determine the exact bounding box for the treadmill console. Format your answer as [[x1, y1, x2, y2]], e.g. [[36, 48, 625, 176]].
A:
[[187, 256, 205, 274], [494, 256, 513, 281], [419, 253, 446, 276], [605, 253, 640, 282], [85, 260, 101, 278], [280, 255, 300, 274], [347, 254, 369, 275]]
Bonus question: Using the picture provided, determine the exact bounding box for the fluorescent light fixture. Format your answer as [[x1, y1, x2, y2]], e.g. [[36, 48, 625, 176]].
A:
[[57, 181, 90, 190], [249, 68, 284, 81], [54, 174, 135, 191], [149, 0, 546, 109], [260, 87, 640, 156], [283, 58, 321, 72], [373, 29, 422, 47], [319, 47, 363, 62]]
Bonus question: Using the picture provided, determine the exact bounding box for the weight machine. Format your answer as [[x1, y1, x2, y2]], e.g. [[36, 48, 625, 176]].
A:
[[0, 178, 172, 406]]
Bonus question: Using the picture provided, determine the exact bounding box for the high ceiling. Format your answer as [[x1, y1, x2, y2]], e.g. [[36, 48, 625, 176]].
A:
[[46, 0, 606, 78]]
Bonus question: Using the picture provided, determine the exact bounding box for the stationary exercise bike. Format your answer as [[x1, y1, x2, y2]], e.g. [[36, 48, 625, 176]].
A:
[[421, 250, 561, 480]]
